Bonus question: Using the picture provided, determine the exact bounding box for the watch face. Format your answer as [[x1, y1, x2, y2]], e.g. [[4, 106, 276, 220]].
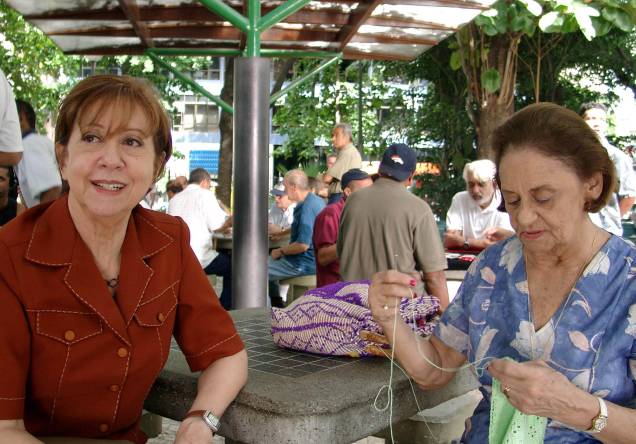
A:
[[593, 416, 608, 431]]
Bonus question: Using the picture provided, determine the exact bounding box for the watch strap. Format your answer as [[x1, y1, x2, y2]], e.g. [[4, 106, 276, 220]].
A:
[[585, 397, 608, 434], [185, 409, 220, 433]]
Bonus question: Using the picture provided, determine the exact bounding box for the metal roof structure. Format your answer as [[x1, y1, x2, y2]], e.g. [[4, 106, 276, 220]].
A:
[[7, 0, 496, 61]]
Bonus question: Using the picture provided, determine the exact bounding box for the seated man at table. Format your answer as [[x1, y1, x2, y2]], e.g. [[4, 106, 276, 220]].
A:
[[312, 168, 373, 287], [444, 159, 513, 251], [168, 167, 232, 309], [268, 169, 325, 307], [268, 182, 296, 240]]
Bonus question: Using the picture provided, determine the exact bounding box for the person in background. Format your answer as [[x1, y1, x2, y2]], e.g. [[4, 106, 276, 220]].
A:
[[15, 99, 62, 207], [444, 159, 514, 251], [369, 102, 636, 442], [0, 165, 23, 226], [166, 179, 184, 200], [169, 168, 232, 310], [326, 153, 337, 170], [268, 182, 296, 240], [323, 123, 362, 204], [313, 168, 373, 287], [0, 75, 247, 443], [580, 102, 636, 236], [338, 143, 449, 309], [0, 69, 22, 166], [268, 169, 325, 307]]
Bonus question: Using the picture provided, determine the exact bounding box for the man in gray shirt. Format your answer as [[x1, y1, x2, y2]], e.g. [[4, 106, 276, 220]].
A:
[[337, 143, 449, 309], [323, 123, 362, 204]]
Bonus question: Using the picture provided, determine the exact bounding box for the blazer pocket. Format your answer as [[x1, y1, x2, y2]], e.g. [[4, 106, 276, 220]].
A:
[[134, 287, 178, 327], [36, 311, 102, 345]]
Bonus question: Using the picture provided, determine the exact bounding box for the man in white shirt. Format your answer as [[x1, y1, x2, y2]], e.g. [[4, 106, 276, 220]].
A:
[[15, 100, 62, 207], [444, 159, 513, 251], [267, 183, 295, 239], [0, 69, 22, 166], [580, 102, 636, 236], [168, 168, 231, 308]]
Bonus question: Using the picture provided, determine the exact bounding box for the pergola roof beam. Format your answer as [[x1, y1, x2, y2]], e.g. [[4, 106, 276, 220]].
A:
[[117, 0, 154, 48], [336, 0, 383, 50]]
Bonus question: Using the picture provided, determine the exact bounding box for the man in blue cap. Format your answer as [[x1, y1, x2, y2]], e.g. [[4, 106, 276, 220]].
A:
[[312, 168, 373, 287], [337, 143, 449, 309]]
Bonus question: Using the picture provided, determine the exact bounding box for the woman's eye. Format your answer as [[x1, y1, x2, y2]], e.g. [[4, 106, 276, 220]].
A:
[[82, 134, 99, 143], [535, 196, 551, 204], [123, 137, 142, 147]]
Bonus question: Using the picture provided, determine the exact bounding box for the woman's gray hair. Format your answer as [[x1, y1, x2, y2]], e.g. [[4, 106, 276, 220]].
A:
[[284, 169, 309, 190], [462, 159, 496, 183]]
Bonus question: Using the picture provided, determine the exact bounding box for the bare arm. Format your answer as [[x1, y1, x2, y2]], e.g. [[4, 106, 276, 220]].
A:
[[316, 244, 337, 267], [322, 173, 334, 184], [0, 420, 42, 444], [271, 242, 309, 259], [443, 229, 465, 249], [175, 349, 248, 443], [0, 152, 22, 166], [422, 269, 449, 310], [368, 271, 465, 389], [619, 196, 635, 217]]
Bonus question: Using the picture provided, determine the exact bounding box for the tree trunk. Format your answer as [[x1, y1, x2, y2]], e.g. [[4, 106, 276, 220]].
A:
[[217, 57, 234, 208], [458, 24, 519, 159]]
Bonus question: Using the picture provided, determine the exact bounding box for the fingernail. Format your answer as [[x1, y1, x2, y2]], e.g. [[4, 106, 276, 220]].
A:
[[409, 279, 417, 287]]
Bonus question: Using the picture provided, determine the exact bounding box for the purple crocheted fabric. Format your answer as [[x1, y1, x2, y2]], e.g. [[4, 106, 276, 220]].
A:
[[270, 280, 441, 357]]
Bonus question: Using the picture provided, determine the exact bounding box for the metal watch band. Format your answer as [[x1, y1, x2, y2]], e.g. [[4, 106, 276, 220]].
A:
[[185, 409, 221, 433], [585, 396, 608, 434]]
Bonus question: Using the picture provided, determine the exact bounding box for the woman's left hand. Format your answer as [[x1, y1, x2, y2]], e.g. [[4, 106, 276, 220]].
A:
[[174, 417, 214, 444], [488, 358, 597, 429]]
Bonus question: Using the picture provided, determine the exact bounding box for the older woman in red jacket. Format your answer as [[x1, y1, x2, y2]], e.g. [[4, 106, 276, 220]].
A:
[[0, 75, 247, 443]]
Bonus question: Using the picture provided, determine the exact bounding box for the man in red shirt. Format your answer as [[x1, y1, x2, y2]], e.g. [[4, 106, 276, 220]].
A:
[[312, 168, 373, 287]]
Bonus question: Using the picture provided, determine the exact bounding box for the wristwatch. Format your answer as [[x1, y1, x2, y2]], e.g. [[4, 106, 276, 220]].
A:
[[585, 397, 608, 434], [185, 409, 221, 433], [463, 239, 470, 249]]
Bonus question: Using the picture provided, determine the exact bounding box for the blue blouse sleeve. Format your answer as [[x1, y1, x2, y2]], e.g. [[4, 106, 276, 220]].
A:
[[433, 252, 488, 355]]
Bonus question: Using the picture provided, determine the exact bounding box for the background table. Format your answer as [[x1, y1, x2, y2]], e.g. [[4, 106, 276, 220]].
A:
[[145, 308, 478, 444]]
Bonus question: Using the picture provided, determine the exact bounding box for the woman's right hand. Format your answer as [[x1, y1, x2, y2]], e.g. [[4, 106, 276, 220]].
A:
[[369, 270, 417, 324]]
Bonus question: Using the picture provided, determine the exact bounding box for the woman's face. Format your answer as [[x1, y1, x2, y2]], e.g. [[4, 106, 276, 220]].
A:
[[499, 147, 601, 256], [57, 102, 159, 223]]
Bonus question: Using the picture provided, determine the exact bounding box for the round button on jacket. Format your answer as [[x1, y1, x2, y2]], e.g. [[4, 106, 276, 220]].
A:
[[99, 424, 109, 433], [64, 330, 76, 341], [109, 384, 120, 392], [117, 347, 128, 358], [157, 312, 165, 322]]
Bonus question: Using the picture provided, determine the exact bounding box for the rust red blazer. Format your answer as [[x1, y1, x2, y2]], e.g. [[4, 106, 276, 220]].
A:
[[0, 196, 244, 443]]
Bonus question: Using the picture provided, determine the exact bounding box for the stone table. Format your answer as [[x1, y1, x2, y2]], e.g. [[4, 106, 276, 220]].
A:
[[144, 308, 478, 444]]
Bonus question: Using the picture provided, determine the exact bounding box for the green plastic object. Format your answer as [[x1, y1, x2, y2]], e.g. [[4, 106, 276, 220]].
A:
[[490, 378, 548, 444]]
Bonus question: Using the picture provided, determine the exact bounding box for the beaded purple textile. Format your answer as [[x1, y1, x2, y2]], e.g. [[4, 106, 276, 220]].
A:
[[271, 280, 441, 357]]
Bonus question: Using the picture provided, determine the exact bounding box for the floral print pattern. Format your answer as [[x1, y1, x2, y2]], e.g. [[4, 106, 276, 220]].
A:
[[435, 235, 636, 443]]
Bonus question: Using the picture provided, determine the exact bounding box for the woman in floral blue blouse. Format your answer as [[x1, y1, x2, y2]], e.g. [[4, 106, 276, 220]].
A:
[[369, 103, 636, 443]]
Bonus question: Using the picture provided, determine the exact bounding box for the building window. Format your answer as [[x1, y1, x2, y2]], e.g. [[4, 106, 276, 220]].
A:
[[192, 59, 221, 80], [182, 103, 220, 132], [80, 61, 122, 78]]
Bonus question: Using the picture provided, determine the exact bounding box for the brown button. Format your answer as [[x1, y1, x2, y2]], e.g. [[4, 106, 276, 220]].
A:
[[157, 312, 165, 322], [117, 347, 128, 358], [64, 330, 76, 341], [109, 384, 120, 392], [99, 424, 109, 433]]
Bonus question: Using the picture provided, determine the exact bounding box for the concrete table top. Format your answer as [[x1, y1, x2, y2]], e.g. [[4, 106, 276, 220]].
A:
[[144, 308, 478, 444]]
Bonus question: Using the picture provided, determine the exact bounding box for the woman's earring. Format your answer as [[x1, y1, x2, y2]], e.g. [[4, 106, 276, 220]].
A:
[[584, 201, 591, 212]]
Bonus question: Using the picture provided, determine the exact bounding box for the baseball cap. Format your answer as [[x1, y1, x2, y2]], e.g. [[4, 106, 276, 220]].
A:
[[270, 183, 286, 197], [378, 143, 417, 181], [341, 168, 370, 189]]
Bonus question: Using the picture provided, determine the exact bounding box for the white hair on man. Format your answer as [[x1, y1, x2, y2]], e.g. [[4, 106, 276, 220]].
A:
[[284, 169, 309, 190], [462, 159, 496, 183], [333, 122, 353, 140]]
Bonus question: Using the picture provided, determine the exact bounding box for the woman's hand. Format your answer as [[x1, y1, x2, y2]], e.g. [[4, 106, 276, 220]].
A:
[[174, 417, 214, 444], [368, 270, 416, 324], [488, 358, 598, 430]]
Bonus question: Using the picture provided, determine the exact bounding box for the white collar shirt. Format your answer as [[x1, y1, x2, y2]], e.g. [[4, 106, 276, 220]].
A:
[[267, 202, 296, 229], [445, 190, 512, 240], [168, 184, 227, 267]]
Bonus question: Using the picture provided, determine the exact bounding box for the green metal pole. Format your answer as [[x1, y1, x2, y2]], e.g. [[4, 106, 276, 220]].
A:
[[148, 48, 241, 57], [245, 0, 261, 57], [199, 0, 248, 33], [270, 55, 341, 104], [147, 52, 234, 115], [257, 0, 312, 32]]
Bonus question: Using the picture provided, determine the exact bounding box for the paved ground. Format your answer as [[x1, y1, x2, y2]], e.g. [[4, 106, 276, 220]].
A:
[[147, 417, 385, 444]]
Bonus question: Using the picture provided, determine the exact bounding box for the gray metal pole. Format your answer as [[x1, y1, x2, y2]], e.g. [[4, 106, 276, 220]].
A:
[[232, 57, 271, 308]]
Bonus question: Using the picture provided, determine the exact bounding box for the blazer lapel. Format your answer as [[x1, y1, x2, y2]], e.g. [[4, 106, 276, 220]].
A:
[[117, 208, 174, 325]]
